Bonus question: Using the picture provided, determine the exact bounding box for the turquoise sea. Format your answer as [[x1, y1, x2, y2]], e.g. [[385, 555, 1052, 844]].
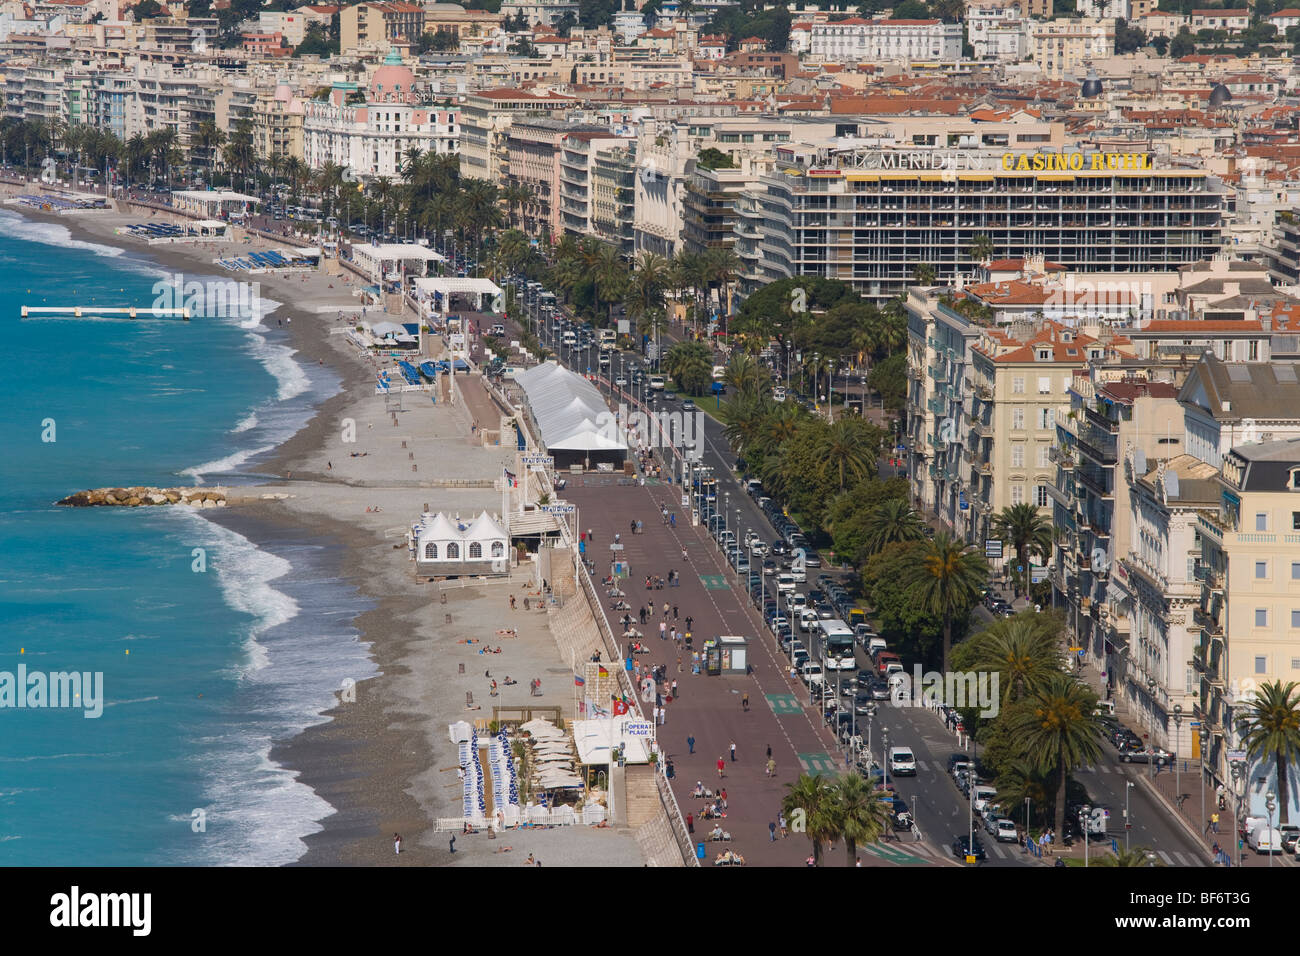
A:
[[0, 209, 374, 865]]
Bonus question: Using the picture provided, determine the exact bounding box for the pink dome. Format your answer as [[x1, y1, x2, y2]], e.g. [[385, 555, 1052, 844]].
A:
[[370, 49, 416, 103]]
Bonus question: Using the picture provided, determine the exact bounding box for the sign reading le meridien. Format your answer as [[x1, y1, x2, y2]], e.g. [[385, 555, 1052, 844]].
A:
[[851, 150, 1154, 173]]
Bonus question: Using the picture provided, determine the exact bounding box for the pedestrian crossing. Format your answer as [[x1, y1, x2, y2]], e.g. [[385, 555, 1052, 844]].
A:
[[1154, 850, 1208, 867]]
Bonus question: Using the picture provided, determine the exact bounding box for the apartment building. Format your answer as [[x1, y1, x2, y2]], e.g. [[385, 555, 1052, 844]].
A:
[[340, 1, 425, 56], [966, 2, 1030, 62], [1029, 18, 1116, 81], [250, 83, 304, 165], [734, 134, 1224, 304], [558, 128, 635, 240], [681, 165, 751, 256], [592, 142, 637, 255], [1179, 355, 1300, 469], [808, 18, 963, 63], [508, 118, 609, 241], [257, 11, 310, 48], [1190, 9, 1250, 33], [1113, 452, 1219, 758], [459, 87, 575, 185], [1196, 436, 1300, 820], [499, 0, 579, 27], [1052, 376, 1184, 700]]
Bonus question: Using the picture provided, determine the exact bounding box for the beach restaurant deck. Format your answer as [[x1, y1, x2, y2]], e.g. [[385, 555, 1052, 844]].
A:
[[170, 189, 260, 220], [349, 242, 445, 283], [411, 276, 503, 319]]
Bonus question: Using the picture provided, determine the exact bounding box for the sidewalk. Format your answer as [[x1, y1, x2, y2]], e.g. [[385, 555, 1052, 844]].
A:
[[565, 475, 861, 866]]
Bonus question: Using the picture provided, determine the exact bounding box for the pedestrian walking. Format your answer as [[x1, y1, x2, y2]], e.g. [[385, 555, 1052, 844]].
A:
[[1209, 812, 1220, 835], [766, 744, 772, 760], [779, 814, 788, 838], [742, 693, 749, 712], [687, 734, 695, 754], [685, 615, 694, 632], [766, 758, 776, 777], [670, 513, 676, 528], [673, 605, 679, 620], [769, 821, 777, 842], [730, 741, 737, 762], [686, 813, 694, 834], [717, 757, 725, 779], [663, 602, 670, 617], [677, 656, 683, 673], [394, 833, 402, 855], [509, 594, 516, 610], [449, 834, 456, 854], [671, 679, 678, 697], [659, 621, 667, 639]]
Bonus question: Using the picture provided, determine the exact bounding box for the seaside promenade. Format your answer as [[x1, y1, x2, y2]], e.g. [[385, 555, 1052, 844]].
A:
[[565, 475, 925, 866]]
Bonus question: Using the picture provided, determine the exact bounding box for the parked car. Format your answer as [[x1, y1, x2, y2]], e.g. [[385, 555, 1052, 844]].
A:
[[986, 817, 1019, 842], [1117, 743, 1174, 766]]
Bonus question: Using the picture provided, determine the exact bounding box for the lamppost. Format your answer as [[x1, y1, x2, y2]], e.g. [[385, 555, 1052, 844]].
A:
[[882, 727, 890, 790], [1266, 789, 1277, 868], [1173, 704, 1183, 810], [1147, 676, 1157, 779], [1082, 804, 1091, 867], [724, 493, 730, 541], [1125, 780, 1134, 852], [1200, 726, 1210, 844], [1230, 759, 1245, 866]]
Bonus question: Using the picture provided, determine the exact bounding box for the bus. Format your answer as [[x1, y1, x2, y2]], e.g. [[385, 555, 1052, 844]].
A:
[[816, 619, 856, 671]]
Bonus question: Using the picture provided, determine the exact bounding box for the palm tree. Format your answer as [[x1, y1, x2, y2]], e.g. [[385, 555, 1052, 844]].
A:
[[993, 757, 1050, 829], [593, 244, 627, 325], [703, 245, 741, 325], [964, 612, 1063, 704], [861, 498, 925, 557], [1004, 673, 1103, 840], [722, 351, 769, 398], [831, 772, 890, 865], [664, 340, 713, 396], [1099, 846, 1164, 867], [905, 531, 987, 672], [969, 233, 995, 264], [991, 503, 1052, 597], [1238, 680, 1300, 825], [816, 418, 879, 491], [912, 263, 936, 286], [195, 119, 225, 183], [500, 182, 531, 230], [781, 773, 837, 866]]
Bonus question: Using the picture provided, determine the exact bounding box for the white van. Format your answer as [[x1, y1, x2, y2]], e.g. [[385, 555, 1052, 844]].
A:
[[1094, 700, 1116, 717], [562, 331, 577, 346], [775, 573, 796, 593], [1248, 824, 1283, 854], [889, 746, 917, 776], [648, 374, 666, 390]]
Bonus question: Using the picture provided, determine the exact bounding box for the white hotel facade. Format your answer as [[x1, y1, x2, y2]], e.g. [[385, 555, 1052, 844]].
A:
[[807, 18, 963, 62], [302, 51, 459, 182]]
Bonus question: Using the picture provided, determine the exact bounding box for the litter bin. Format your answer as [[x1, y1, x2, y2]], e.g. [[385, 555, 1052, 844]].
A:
[[696, 842, 706, 860]]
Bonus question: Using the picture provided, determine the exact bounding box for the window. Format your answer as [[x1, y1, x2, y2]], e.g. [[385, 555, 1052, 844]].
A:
[[1256, 512, 1268, 532], [1292, 610, 1300, 628], [1255, 608, 1268, 627], [424, 542, 437, 559], [1249, 340, 1259, 360], [1293, 512, 1300, 531], [1035, 485, 1049, 508], [1038, 376, 1051, 394], [1038, 445, 1051, 467], [1293, 561, 1300, 580], [1037, 407, 1051, 430], [469, 542, 482, 559], [1012, 408, 1025, 429], [1257, 561, 1268, 579], [1012, 444, 1024, 467], [1255, 655, 1267, 674], [447, 542, 460, 559], [1013, 376, 1025, 394], [491, 541, 505, 558], [1011, 484, 1024, 505]]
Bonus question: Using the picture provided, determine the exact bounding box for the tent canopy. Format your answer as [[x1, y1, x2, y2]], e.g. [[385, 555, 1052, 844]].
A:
[[514, 362, 628, 454]]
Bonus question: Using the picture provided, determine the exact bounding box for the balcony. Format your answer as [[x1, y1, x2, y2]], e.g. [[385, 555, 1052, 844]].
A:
[[976, 384, 992, 400], [928, 397, 947, 415], [979, 461, 992, 475], [1047, 445, 1075, 468], [1075, 465, 1112, 498], [969, 419, 991, 437]]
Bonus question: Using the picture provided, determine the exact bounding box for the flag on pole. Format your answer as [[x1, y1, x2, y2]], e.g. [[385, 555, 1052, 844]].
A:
[[574, 673, 585, 687], [612, 698, 629, 716], [598, 665, 609, 677], [504, 468, 517, 488]]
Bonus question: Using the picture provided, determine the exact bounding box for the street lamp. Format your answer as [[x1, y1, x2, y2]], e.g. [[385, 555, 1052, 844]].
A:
[[1266, 789, 1277, 868], [1230, 760, 1244, 866], [1125, 781, 1134, 852], [1082, 804, 1091, 866], [1146, 676, 1157, 779], [1200, 725, 1210, 844], [1173, 704, 1183, 811], [881, 727, 890, 790]]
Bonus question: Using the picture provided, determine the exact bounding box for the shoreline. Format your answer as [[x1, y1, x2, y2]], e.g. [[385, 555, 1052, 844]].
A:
[[9, 195, 649, 867], [7, 196, 448, 866]]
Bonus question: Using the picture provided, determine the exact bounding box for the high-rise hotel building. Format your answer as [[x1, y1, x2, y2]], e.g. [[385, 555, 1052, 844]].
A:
[[734, 125, 1226, 304]]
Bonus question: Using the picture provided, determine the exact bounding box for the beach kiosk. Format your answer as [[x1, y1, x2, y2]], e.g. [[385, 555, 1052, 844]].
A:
[[717, 635, 749, 675]]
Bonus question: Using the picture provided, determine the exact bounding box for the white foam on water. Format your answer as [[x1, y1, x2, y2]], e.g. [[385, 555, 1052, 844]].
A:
[[0, 208, 125, 258], [232, 412, 259, 433], [180, 444, 275, 484]]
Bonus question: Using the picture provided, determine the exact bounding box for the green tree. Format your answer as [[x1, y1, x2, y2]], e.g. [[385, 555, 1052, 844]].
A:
[[825, 476, 910, 565], [863, 541, 947, 667], [816, 417, 882, 491], [867, 351, 907, 413], [860, 497, 925, 558], [1170, 27, 1196, 57], [1004, 673, 1103, 840], [133, 0, 163, 17], [904, 531, 987, 673], [665, 340, 714, 396], [991, 755, 1051, 827], [912, 262, 936, 286], [1238, 680, 1300, 825], [1099, 846, 1164, 867], [990, 503, 1052, 597], [952, 610, 1064, 706], [696, 147, 736, 170], [969, 233, 995, 264], [831, 772, 890, 865], [781, 773, 837, 866]]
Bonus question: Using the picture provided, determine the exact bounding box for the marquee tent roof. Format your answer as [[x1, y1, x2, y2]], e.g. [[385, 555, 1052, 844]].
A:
[[514, 362, 627, 453]]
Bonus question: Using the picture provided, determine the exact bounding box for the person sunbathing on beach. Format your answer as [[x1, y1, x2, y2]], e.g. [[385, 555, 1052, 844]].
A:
[[503, 677, 517, 685]]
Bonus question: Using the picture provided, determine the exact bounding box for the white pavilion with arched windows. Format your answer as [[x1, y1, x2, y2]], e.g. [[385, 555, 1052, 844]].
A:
[[413, 511, 509, 577]]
